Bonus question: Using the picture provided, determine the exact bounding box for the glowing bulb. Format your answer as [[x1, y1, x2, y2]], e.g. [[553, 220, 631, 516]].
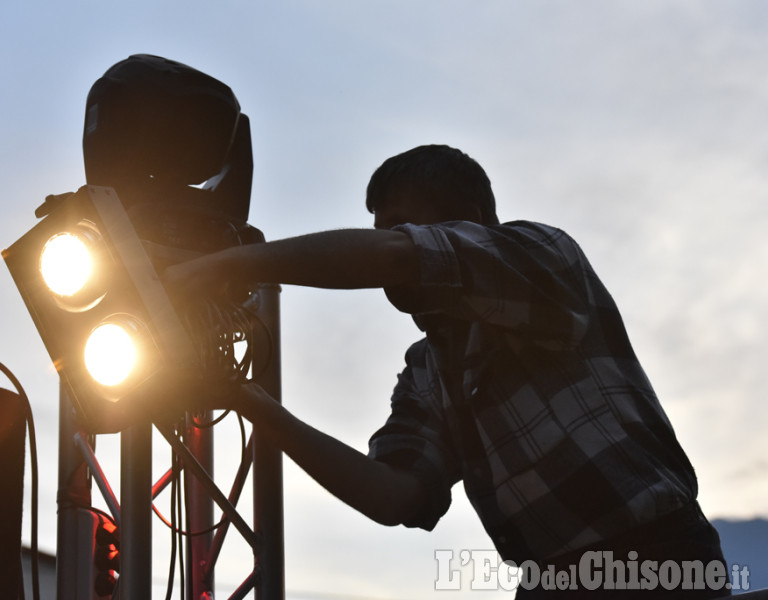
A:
[[84, 323, 137, 386], [40, 233, 92, 296]]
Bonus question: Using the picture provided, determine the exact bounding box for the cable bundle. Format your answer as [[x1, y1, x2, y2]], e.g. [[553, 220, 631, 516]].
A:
[[180, 295, 257, 383]]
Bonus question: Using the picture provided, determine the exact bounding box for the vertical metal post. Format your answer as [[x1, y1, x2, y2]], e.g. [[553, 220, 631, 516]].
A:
[[120, 423, 153, 599], [56, 384, 93, 600], [251, 284, 284, 600], [185, 412, 215, 598]]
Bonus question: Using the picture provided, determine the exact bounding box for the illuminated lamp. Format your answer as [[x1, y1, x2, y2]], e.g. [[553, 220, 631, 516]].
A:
[[3, 185, 202, 432], [40, 232, 92, 296], [84, 316, 147, 388], [39, 221, 108, 312]]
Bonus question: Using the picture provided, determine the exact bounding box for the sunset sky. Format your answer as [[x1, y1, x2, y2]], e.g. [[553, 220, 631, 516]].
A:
[[2, 1, 767, 598]]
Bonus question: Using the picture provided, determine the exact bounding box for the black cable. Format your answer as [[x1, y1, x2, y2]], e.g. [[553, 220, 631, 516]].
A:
[[153, 419, 228, 538], [246, 311, 275, 381], [177, 455, 185, 600], [164, 453, 178, 600], [153, 504, 227, 537], [191, 408, 248, 470], [192, 410, 231, 429], [83, 505, 117, 525], [153, 285, 275, 596], [0, 363, 39, 600], [180, 294, 275, 385], [237, 412, 248, 468], [152, 411, 250, 540]]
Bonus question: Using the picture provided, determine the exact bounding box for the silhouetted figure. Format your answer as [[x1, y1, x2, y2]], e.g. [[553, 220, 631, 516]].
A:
[[165, 144, 730, 598]]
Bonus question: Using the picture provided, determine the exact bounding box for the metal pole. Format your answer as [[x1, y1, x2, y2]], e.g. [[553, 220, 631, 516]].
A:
[[120, 422, 153, 599], [185, 412, 215, 598], [251, 284, 284, 600], [56, 384, 93, 600]]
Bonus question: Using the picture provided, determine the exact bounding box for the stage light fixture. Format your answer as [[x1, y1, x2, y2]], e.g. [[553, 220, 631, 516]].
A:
[[3, 185, 202, 432], [5, 55, 261, 433]]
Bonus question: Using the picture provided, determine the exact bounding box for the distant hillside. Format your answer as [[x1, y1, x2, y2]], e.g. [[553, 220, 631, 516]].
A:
[[713, 518, 768, 594]]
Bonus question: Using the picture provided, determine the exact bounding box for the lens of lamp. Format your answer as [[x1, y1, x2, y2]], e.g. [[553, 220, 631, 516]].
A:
[[84, 323, 137, 387], [41, 233, 92, 296]]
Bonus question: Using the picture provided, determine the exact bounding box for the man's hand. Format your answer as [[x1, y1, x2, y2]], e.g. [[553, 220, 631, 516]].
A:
[[229, 381, 281, 419], [162, 246, 244, 302], [142, 240, 204, 271]]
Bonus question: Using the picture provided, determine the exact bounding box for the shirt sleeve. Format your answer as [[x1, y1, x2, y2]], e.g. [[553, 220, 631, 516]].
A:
[[368, 341, 460, 531], [385, 220, 590, 347]]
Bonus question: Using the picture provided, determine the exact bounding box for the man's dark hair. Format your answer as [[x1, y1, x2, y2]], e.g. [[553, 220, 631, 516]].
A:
[[366, 144, 500, 225]]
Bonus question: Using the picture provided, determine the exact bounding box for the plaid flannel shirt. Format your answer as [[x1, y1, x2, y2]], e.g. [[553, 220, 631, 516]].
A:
[[368, 220, 698, 562]]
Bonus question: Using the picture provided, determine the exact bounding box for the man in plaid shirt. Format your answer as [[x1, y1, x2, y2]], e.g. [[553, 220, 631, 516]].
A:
[[167, 145, 729, 597]]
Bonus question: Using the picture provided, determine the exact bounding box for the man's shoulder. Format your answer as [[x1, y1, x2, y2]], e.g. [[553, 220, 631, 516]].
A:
[[403, 337, 430, 362], [396, 219, 566, 241], [495, 220, 582, 250], [498, 219, 564, 236]]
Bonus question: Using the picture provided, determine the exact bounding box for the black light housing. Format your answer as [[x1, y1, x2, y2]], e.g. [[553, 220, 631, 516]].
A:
[[82, 53, 253, 223]]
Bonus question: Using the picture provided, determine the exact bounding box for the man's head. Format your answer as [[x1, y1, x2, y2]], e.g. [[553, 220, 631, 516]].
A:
[[366, 144, 499, 229]]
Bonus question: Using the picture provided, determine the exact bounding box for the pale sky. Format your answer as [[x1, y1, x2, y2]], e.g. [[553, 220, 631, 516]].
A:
[[2, 1, 767, 598]]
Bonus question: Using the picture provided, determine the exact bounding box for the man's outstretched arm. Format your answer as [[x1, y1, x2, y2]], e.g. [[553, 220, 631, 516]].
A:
[[163, 228, 419, 296], [163, 229, 425, 523], [230, 383, 427, 527]]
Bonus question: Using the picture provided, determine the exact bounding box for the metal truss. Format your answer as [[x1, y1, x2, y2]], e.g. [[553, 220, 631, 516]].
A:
[[55, 284, 284, 600]]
